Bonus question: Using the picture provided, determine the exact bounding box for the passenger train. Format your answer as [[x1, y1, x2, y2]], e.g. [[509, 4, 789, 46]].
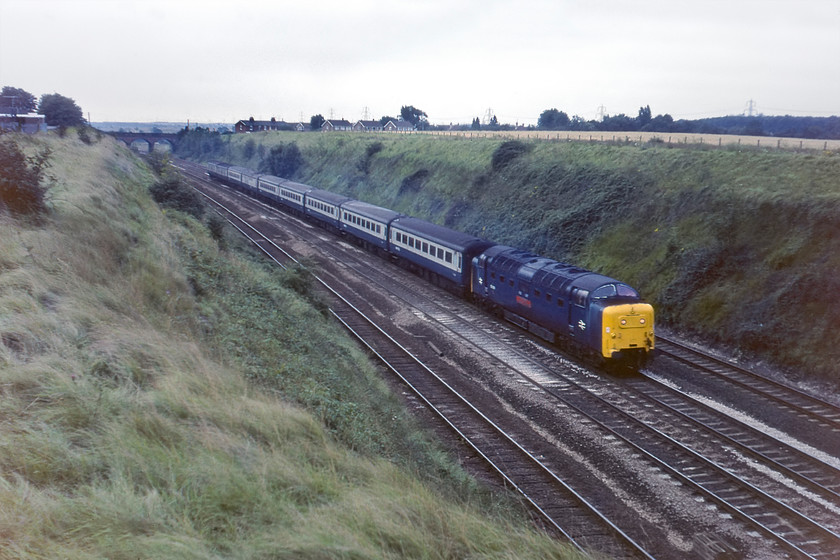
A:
[[206, 161, 654, 368]]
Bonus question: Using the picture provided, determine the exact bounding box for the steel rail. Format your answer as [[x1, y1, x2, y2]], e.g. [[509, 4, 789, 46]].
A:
[[184, 165, 654, 559]]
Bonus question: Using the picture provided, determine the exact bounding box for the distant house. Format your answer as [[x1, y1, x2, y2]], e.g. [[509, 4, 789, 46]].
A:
[[383, 119, 414, 132], [0, 113, 46, 133], [294, 122, 307, 132], [353, 119, 383, 132], [321, 119, 353, 132], [235, 117, 296, 133]]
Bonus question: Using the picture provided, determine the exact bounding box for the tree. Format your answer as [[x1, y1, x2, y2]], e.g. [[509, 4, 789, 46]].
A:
[[310, 114, 325, 131], [471, 117, 481, 130], [0, 137, 51, 216], [149, 176, 204, 219], [1, 86, 37, 114], [646, 113, 674, 132], [637, 105, 652, 128], [400, 105, 428, 129], [262, 143, 303, 178], [37, 93, 84, 127], [537, 108, 570, 130], [243, 138, 256, 160]]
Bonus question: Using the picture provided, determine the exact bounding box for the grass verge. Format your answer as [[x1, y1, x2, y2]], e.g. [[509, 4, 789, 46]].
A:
[[0, 131, 583, 559]]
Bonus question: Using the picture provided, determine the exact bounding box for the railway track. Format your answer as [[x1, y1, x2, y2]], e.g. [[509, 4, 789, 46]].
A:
[[653, 337, 840, 459], [656, 337, 840, 430], [176, 161, 652, 559], [173, 159, 840, 559]]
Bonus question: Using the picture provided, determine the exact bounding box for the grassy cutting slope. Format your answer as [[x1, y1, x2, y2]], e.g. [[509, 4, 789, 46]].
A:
[[199, 132, 840, 383], [0, 131, 582, 559]]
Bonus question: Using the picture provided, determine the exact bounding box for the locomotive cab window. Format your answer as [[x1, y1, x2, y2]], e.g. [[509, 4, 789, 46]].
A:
[[572, 288, 589, 307], [617, 284, 639, 298], [592, 285, 617, 299]]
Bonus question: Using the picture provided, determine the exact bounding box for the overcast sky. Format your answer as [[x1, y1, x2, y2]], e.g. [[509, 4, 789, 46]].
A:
[[2, 0, 838, 125]]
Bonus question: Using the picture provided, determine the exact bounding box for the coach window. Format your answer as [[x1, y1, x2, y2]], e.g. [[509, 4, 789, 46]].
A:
[[445, 252, 452, 263], [422, 242, 429, 253]]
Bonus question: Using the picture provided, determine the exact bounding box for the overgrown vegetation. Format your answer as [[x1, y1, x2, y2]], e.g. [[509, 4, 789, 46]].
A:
[[0, 131, 52, 216], [261, 142, 303, 178], [189, 130, 840, 385], [1, 132, 580, 559]]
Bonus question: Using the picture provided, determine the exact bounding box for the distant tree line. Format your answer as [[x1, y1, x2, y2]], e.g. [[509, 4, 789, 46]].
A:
[[534, 105, 840, 140], [1, 86, 85, 128]]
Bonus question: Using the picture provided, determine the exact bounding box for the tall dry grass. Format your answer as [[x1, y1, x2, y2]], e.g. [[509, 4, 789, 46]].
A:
[[0, 131, 582, 559]]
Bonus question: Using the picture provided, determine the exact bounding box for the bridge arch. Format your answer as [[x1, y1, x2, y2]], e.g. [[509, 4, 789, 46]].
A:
[[102, 131, 180, 152]]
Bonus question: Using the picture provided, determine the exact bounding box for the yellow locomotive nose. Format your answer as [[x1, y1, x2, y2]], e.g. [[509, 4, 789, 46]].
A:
[[602, 303, 655, 359]]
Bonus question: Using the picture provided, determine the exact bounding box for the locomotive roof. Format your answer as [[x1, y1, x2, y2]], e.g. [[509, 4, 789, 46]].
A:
[[484, 246, 626, 293], [341, 200, 403, 222], [391, 216, 493, 252]]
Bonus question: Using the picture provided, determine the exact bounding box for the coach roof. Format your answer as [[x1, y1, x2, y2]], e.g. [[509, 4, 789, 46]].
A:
[[391, 216, 491, 251], [341, 200, 403, 222]]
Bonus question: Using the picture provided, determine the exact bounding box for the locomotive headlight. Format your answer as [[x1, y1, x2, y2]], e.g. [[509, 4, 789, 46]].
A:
[[639, 318, 646, 325], [620, 319, 627, 326]]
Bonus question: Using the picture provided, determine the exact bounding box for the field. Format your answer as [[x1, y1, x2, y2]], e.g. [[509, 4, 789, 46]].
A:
[[418, 129, 840, 151]]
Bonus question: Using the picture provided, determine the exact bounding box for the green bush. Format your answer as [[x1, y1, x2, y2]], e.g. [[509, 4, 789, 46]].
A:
[[149, 176, 204, 219], [0, 135, 51, 216], [491, 140, 530, 172], [261, 142, 303, 178]]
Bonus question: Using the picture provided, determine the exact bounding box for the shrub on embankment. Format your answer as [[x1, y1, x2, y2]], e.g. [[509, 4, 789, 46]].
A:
[[189, 132, 840, 385], [0, 131, 579, 559]]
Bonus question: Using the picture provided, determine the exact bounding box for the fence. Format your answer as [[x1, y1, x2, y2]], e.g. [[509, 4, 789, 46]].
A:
[[415, 129, 840, 151]]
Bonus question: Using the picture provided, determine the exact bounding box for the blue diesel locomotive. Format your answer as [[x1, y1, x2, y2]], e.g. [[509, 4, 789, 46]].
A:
[[205, 161, 654, 367]]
